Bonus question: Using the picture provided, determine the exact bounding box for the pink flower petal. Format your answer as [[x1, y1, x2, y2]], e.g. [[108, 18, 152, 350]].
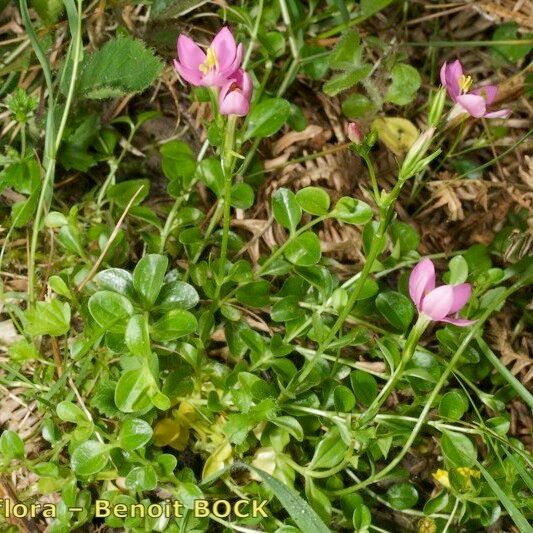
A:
[[421, 285, 454, 321], [212, 27, 238, 71], [173, 59, 202, 86], [448, 283, 472, 314], [219, 91, 250, 116], [409, 259, 436, 310], [439, 317, 476, 327], [472, 84, 497, 105], [200, 70, 228, 87], [239, 69, 253, 99], [440, 60, 462, 100], [484, 108, 512, 119], [176, 34, 205, 71], [218, 70, 252, 116], [455, 93, 487, 118], [224, 43, 243, 77]]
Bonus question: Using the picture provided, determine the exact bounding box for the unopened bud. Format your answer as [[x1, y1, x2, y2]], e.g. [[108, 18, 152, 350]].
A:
[[347, 122, 364, 144], [428, 88, 446, 126], [400, 126, 436, 179]]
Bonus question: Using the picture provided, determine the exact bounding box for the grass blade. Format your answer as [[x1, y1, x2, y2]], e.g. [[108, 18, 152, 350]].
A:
[[477, 462, 533, 533], [244, 464, 331, 532], [477, 337, 533, 411]]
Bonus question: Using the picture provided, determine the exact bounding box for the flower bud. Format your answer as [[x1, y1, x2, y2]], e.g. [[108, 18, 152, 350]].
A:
[[347, 122, 363, 144], [428, 87, 446, 126], [400, 126, 436, 179]]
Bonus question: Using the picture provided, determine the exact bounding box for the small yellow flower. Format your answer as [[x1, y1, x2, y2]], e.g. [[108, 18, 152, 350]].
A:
[[432, 469, 450, 488], [418, 517, 437, 533], [456, 467, 481, 488]]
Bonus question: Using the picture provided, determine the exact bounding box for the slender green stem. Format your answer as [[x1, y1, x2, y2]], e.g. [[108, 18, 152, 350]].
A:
[[361, 153, 380, 201], [477, 337, 533, 411], [26, 0, 83, 305], [242, 0, 263, 70], [189, 201, 225, 266], [358, 315, 429, 426], [215, 116, 237, 297], [20, 123, 26, 156], [159, 140, 209, 254]]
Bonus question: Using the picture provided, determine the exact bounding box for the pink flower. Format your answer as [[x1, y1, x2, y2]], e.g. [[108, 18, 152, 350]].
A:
[[440, 60, 511, 119], [347, 122, 364, 144], [409, 258, 475, 326], [218, 69, 252, 116], [174, 27, 243, 88]]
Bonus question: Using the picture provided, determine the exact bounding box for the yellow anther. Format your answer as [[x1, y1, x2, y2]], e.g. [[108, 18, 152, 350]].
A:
[[458, 75, 473, 93], [199, 47, 218, 74]]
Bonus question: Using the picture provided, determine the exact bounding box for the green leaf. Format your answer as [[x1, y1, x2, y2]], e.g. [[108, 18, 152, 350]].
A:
[[244, 465, 330, 533], [160, 140, 196, 181], [385, 63, 421, 105], [8, 339, 39, 361], [56, 401, 88, 424], [133, 254, 168, 308], [360, 0, 395, 16], [331, 197, 372, 225], [301, 45, 330, 80], [0, 430, 25, 460], [389, 221, 420, 253], [125, 315, 151, 357], [272, 188, 302, 234], [305, 478, 331, 523], [156, 281, 199, 311], [244, 98, 291, 140], [77, 36, 163, 99], [375, 291, 414, 331], [126, 465, 157, 491], [236, 281, 271, 308], [107, 179, 150, 209], [71, 441, 110, 476], [25, 299, 71, 336], [386, 483, 418, 510], [310, 428, 346, 469], [150, 309, 198, 342], [88, 291, 134, 333], [271, 416, 304, 441], [334, 385, 356, 412], [342, 93, 374, 119], [32, 0, 64, 23], [284, 232, 321, 266], [231, 182, 255, 209], [119, 419, 153, 451], [93, 268, 135, 299], [329, 30, 362, 70], [350, 370, 378, 406], [441, 430, 477, 467], [323, 66, 371, 97], [447, 255, 468, 285], [196, 158, 224, 197], [271, 296, 305, 322], [115, 367, 153, 413], [296, 187, 330, 215], [491, 23, 533, 64], [439, 390, 468, 420]]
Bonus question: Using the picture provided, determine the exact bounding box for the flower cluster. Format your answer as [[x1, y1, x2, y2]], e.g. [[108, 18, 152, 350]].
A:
[[174, 27, 252, 116], [409, 258, 475, 326], [440, 60, 511, 119]]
